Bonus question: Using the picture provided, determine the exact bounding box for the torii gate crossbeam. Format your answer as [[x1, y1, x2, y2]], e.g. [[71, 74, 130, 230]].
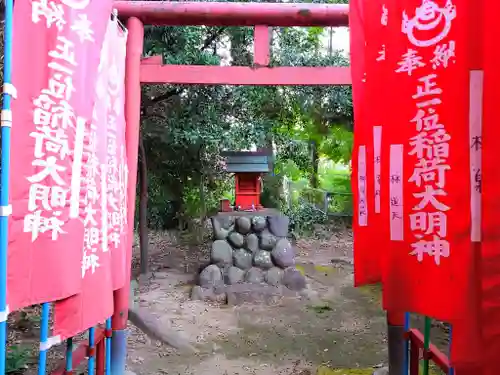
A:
[[113, 1, 349, 27]]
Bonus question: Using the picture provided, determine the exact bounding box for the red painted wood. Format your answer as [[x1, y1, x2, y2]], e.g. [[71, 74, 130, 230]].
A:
[[409, 329, 451, 373], [50, 329, 105, 375], [220, 199, 231, 212], [254, 26, 271, 66], [113, 1, 349, 27], [409, 335, 420, 375], [96, 340, 105, 375], [113, 17, 144, 331], [387, 311, 405, 325], [235, 174, 261, 210], [140, 64, 351, 85]]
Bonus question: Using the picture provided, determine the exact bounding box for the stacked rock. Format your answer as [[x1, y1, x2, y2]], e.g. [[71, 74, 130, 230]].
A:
[[192, 213, 306, 304]]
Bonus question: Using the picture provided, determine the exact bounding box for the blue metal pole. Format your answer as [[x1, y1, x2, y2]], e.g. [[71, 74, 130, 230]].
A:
[[105, 318, 112, 375], [66, 338, 74, 373], [448, 325, 454, 375], [110, 329, 127, 375], [403, 312, 410, 375], [0, 0, 15, 373], [38, 303, 51, 375], [88, 327, 95, 375]]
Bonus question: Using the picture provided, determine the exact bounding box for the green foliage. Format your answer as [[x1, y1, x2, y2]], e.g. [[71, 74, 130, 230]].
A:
[[319, 161, 352, 214], [320, 126, 354, 163], [275, 159, 303, 181], [300, 187, 325, 207], [142, 174, 179, 230], [6, 345, 31, 374], [261, 174, 285, 210], [139, 5, 354, 233], [280, 157, 352, 234], [285, 201, 328, 236]]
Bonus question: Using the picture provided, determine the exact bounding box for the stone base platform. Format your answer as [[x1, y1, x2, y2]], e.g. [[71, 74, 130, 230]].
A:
[[191, 282, 303, 306], [192, 211, 307, 305]]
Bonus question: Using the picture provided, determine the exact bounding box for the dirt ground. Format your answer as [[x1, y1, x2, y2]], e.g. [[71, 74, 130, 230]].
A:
[[5, 224, 450, 375], [125, 225, 389, 375]]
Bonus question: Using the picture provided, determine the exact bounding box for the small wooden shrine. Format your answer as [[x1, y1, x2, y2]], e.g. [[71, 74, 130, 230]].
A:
[[220, 151, 271, 211]]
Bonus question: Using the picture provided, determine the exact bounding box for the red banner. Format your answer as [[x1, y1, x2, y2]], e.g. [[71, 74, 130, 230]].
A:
[[445, 0, 483, 370], [363, 0, 396, 300], [381, 0, 475, 322], [351, 0, 381, 286], [53, 18, 128, 339], [9, 0, 113, 311], [352, 0, 392, 286], [108, 25, 129, 292], [480, 0, 500, 372]]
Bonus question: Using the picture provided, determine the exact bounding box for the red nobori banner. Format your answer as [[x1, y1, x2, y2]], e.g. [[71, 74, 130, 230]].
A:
[[350, 0, 380, 286], [381, 0, 474, 322], [480, 0, 500, 372], [107, 25, 129, 292], [352, 0, 391, 286], [444, 1, 483, 370], [53, 18, 128, 339], [9, 0, 114, 311], [363, 0, 396, 296]]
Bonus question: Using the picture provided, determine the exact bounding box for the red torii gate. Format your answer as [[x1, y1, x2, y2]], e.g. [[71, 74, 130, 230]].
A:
[[109, 1, 349, 371], [119, 2, 351, 86], [99, 2, 449, 374]]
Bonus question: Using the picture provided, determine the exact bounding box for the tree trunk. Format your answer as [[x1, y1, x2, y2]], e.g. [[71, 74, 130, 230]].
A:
[[198, 145, 206, 243], [310, 140, 320, 189], [138, 131, 149, 275], [328, 27, 334, 56]]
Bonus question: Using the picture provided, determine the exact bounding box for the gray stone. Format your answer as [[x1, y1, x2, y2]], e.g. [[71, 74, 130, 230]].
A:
[[244, 233, 259, 253], [211, 217, 229, 240], [228, 232, 244, 248], [218, 215, 234, 229], [191, 285, 206, 301], [199, 264, 223, 288], [129, 279, 139, 308], [213, 283, 226, 295], [233, 248, 253, 270], [211, 240, 233, 265], [245, 267, 264, 284], [191, 286, 227, 303], [214, 228, 229, 240], [259, 229, 277, 250], [265, 267, 284, 286], [226, 283, 284, 306], [236, 216, 252, 234], [267, 215, 289, 237], [282, 267, 306, 291], [227, 266, 245, 284], [252, 216, 267, 232], [271, 238, 295, 268], [128, 306, 198, 353], [253, 250, 273, 269]]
